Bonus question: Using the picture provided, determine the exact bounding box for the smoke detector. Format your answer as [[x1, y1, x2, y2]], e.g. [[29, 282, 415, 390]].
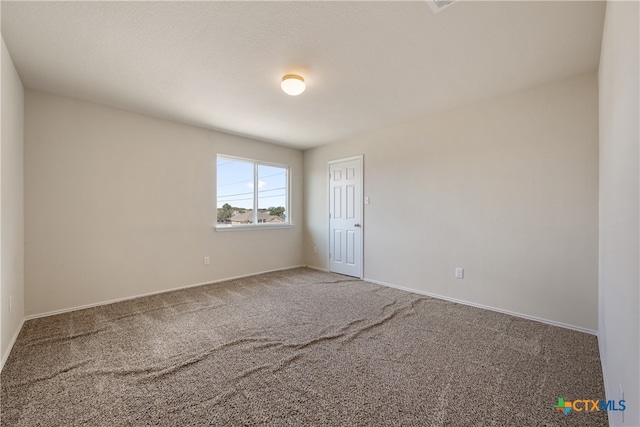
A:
[[426, 0, 456, 13]]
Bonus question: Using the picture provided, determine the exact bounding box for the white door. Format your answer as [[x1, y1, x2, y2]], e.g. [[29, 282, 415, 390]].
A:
[[329, 156, 363, 278]]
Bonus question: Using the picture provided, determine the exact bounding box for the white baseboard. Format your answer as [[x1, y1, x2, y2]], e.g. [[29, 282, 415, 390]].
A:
[[11, 267, 596, 374], [305, 265, 329, 273], [597, 335, 613, 425], [364, 277, 598, 336], [24, 265, 306, 321], [1, 317, 25, 372]]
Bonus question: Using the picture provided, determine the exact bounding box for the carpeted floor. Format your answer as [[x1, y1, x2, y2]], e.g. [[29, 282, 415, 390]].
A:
[[1, 268, 606, 426]]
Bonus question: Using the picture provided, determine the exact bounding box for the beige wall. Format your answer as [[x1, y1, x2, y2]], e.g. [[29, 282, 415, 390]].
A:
[[305, 73, 599, 331], [1, 38, 25, 368], [24, 90, 304, 317], [598, 1, 639, 425]]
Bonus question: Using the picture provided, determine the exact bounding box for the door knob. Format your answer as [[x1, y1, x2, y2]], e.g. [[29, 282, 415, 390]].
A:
[[354, 223, 361, 227]]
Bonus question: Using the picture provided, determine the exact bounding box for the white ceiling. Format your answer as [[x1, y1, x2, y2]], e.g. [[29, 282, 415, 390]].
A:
[[1, 1, 605, 149]]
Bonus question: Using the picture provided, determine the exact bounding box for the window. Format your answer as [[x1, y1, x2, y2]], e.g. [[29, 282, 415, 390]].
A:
[[216, 155, 290, 228]]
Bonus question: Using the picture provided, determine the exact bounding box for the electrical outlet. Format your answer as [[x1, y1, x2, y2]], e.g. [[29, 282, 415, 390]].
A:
[[313, 246, 318, 254], [455, 268, 464, 279], [9, 296, 12, 313], [203, 256, 210, 266]]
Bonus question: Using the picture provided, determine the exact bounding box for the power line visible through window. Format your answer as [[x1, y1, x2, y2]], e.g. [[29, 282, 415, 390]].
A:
[[216, 155, 290, 227]]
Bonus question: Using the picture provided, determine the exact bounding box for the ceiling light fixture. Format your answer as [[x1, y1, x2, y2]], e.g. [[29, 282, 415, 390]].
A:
[[281, 74, 305, 96], [426, 0, 456, 13]]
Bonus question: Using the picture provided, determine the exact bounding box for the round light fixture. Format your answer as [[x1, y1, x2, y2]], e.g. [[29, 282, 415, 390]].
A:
[[281, 74, 305, 96]]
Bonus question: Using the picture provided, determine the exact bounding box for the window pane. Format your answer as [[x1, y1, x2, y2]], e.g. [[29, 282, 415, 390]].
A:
[[216, 156, 289, 227], [217, 158, 255, 224], [258, 164, 287, 224]]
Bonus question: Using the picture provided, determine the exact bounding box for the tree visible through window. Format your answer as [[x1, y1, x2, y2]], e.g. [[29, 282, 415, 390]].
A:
[[216, 156, 289, 227]]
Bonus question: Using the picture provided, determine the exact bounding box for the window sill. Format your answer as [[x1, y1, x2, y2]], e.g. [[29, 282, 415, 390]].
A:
[[215, 224, 294, 232]]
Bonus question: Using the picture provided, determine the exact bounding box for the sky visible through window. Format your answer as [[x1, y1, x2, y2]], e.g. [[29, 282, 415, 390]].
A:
[[217, 158, 287, 211]]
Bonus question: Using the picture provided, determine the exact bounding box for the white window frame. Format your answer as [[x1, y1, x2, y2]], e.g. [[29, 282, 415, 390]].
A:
[[215, 154, 292, 231]]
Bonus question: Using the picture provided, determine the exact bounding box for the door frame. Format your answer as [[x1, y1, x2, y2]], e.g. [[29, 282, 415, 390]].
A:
[[328, 155, 364, 279]]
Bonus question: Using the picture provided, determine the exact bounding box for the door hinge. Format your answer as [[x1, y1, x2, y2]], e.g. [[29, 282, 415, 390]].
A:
[[329, 252, 331, 259], [329, 213, 332, 218]]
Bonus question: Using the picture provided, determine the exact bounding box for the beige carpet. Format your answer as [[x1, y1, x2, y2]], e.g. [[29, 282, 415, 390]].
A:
[[1, 268, 606, 426]]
